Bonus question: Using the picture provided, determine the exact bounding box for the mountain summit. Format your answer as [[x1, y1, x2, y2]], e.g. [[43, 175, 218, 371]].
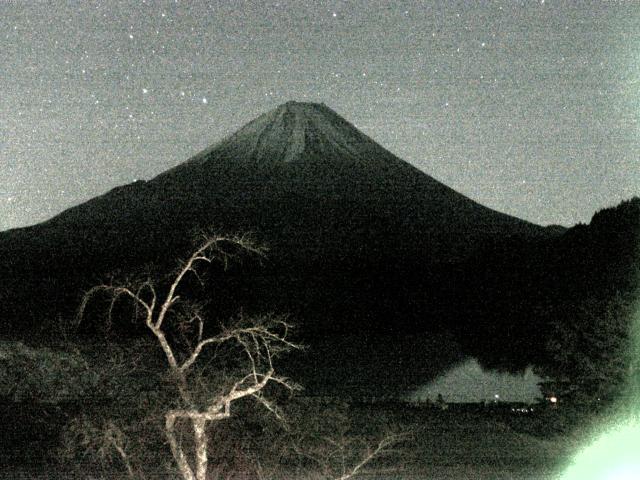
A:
[[0, 102, 548, 262], [170, 101, 404, 170], [3, 100, 552, 275], [143, 101, 546, 260]]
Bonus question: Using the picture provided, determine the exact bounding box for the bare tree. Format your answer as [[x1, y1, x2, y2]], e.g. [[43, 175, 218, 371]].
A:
[[78, 234, 301, 480], [288, 399, 409, 480], [62, 415, 143, 479], [295, 432, 405, 480]]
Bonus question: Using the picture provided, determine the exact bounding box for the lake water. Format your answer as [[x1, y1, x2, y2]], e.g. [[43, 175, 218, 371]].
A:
[[406, 358, 543, 403]]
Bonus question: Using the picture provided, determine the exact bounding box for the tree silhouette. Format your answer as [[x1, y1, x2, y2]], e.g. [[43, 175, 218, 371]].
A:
[[78, 234, 300, 480]]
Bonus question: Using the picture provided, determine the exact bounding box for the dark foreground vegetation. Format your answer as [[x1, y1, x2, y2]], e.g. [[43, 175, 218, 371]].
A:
[[0, 396, 603, 479], [0, 194, 637, 479], [1, 196, 638, 398]]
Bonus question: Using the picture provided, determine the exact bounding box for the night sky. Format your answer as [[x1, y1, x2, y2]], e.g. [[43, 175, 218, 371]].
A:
[[2, 0, 639, 232]]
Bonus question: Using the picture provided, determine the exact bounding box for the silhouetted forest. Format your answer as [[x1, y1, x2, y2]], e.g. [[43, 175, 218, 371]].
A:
[[0, 197, 637, 398]]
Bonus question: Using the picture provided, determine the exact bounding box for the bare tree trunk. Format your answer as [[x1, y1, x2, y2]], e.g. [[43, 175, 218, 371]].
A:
[[166, 413, 196, 480], [193, 417, 208, 480], [112, 439, 137, 480]]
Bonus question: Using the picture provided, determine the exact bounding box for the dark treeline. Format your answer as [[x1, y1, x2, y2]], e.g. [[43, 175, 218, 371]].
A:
[[0, 196, 638, 398]]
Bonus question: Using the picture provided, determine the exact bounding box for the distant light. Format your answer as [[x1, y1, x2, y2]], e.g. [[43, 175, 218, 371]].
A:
[[202, 97, 207, 104], [494, 394, 500, 399], [550, 396, 558, 404]]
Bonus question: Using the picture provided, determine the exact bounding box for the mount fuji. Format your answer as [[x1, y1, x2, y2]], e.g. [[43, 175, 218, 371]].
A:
[[0, 101, 570, 391], [39, 101, 549, 260]]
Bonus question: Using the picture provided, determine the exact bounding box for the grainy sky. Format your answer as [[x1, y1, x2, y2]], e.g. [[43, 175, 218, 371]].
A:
[[2, 0, 639, 231]]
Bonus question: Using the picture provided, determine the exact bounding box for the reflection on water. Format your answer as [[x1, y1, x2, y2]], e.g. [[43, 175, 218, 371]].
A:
[[406, 358, 543, 403]]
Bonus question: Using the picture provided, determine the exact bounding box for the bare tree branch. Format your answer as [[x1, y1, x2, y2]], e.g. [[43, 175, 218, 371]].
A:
[[77, 233, 299, 480], [335, 433, 403, 480]]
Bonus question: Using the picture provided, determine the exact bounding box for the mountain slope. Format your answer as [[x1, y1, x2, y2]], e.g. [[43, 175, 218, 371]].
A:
[[35, 101, 549, 263], [1, 101, 555, 317], [0, 101, 570, 392]]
